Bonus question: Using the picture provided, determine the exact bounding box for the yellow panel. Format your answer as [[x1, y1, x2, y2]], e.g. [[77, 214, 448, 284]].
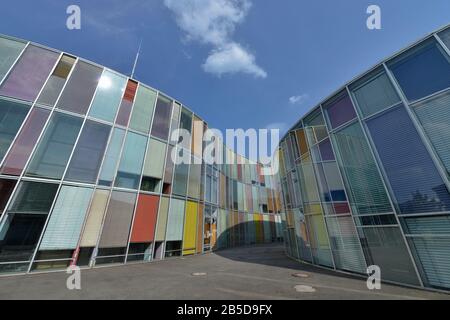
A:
[[183, 201, 198, 255], [254, 213, 264, 243]]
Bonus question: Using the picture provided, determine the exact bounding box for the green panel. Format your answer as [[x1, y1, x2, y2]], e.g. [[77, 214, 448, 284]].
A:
[[129, 85, 157, 134], [332, 122, 393, 215]]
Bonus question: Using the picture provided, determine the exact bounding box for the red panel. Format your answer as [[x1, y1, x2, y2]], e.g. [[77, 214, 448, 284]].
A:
[[123, 80, 138, 102], [334, 202, 351, 215], [130, 194, 159, 243]]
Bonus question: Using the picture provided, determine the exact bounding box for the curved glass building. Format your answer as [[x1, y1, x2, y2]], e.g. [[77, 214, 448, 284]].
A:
[[0, 34, 283, 274], [278, 24, 450, 291]]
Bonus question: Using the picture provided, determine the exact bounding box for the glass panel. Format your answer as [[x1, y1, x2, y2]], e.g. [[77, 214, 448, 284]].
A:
[[402, 215, 450, 289], [114, 132, 147, 189], [318, 138, 334, 161], [0, 178, 16, 215], [130, 194, 159, 243], [25, 112, 83, 180], [0, 182, 58, 268], [326, 216, 366, 273], [98, 191, 136, 248], [0, 37, 26, 82], [155, 197, 169, 241], [151, 95, 172, 141], [322, 162, 346, 202], [192, 116, 203, 157], [388, 38, 450, 101], [438, 27, 450, 50], [56, 61, 103, 115], [65, 120, 111, 183], [116, 80, 137, 126], [163, 145, 174, 194], [36, 55, 76, 107], [172, 148, 189, 196], [0, 98, 30, 162], [0, 45, 59, 102], [324, 93, 357, 130], [305, 212, 333, 267], [414, 91, 450, 177], [88, 70, 126, 122], [1, 107, 50, 176], [129, 85, 156, 134], [188, 157, 201, 199], [169, 102, 181, 144], [351, 70, 400, 118], [143, 138, 166, 179], [332, 122, 392, 215], [39, 186, 93, 250], [367, 105, 450, 214], [358, 226, 420, 285], [98, 128, 125, 186], [79, 189, 109, 248], [183, 201, 198, 255], [166, 199, 185, 241]]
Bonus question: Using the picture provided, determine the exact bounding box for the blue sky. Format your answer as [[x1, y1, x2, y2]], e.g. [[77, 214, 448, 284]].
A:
[[1, 0, 450, 139]]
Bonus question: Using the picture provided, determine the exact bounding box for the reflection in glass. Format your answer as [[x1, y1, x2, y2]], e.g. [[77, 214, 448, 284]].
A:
[[56, 61, 102, 115], [26, 112, 83, 180], [88, 70, 126, 122], [0, 45, 59, 102], [65, 120, 111, 183]]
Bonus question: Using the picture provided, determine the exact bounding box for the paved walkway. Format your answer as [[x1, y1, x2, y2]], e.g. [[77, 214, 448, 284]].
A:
[[0, 244, 448, 300]]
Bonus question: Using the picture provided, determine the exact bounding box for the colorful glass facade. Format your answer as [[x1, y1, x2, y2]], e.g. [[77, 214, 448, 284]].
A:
[[278, 25, 450, 291], [0, 34, 282, 275]]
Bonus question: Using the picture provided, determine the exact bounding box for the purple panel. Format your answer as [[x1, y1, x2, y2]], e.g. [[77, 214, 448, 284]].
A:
[[0, 46, 59, 102], [151, 97, 172, 140], [115, 100, 133, 127], [319, 138, 335, 161], [325, 94, 357, 129], [1, 107, 50, 176]]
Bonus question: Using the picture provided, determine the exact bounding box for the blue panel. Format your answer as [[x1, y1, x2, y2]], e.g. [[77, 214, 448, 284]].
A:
[[366, 105, 450, 214], [389, 39, 450, 101]]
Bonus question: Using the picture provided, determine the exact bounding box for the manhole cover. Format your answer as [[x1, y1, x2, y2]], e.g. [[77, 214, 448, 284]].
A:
[[192, 272, 207, 276], [294, 285, 316, 293], [292, 273, 310, 278]]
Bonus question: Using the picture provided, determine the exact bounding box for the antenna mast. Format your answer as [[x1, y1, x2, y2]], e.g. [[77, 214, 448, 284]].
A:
[[131, 39, 143, 79]]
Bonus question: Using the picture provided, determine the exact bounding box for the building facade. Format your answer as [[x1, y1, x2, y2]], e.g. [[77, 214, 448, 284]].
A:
[[0, 34, 283, 275], [278, 24, 450, 291]]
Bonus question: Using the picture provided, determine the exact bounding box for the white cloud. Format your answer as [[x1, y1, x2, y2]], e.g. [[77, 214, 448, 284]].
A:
[[203, 43, 267, 78], [289, 94, 309, 105], [164, 0, 266, 78]]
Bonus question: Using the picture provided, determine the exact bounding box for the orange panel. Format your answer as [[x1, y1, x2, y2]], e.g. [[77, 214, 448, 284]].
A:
[[130, 194, 159, 243], [295, 129, 308, 156]]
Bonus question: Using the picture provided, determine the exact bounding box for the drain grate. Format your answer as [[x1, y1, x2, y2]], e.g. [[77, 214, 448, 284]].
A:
[[294, 285, 316, 293]]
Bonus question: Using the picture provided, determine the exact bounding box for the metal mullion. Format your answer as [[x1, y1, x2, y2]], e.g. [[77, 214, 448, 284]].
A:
[[345, 85, 425, 287], [435, 32, 450, 58], [27, 67, 107, 273], [357, 224, 400, 229], [124, 85, 160, 263], [0, 41, 30, 87]]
